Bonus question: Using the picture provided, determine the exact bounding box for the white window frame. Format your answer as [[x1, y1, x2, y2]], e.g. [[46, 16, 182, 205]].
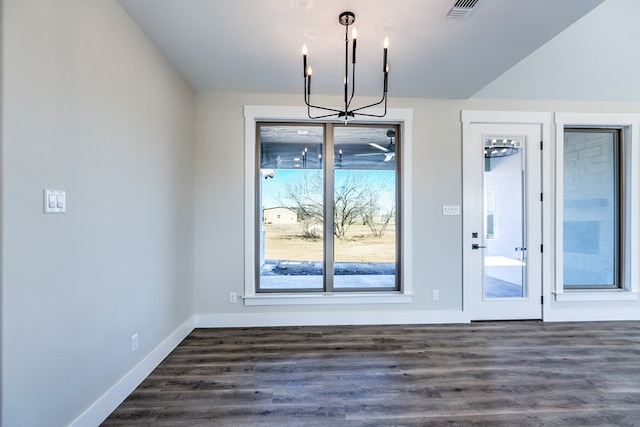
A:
[[243, 105, 414, 306], [554, 113, 640, 301]]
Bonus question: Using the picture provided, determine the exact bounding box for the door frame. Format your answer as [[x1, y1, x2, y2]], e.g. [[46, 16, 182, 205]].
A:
[[461, 111, 552, 320]]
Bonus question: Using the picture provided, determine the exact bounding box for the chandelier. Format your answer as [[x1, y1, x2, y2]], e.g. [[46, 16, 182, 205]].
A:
[[302, 11, 389, 123]]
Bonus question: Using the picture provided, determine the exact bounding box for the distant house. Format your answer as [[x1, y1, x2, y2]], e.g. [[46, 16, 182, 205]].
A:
[[263, 207, 297, 224]]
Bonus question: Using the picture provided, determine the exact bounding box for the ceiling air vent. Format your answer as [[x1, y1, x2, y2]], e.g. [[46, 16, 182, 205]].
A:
[[445, 0, 484, 20]]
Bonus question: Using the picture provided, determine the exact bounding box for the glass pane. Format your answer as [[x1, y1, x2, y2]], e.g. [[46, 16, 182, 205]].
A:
[[333, 126, 397, 290], [563, 130, 617, 287], [483, 137, 525, 298], [258, 125, 324, 290]]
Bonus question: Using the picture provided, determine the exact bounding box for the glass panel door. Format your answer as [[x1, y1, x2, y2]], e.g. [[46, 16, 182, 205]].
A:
[[463, 122, 542, 320]]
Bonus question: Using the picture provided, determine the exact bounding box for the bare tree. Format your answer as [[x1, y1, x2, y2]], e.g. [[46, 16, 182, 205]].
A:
[[282, 170, 395, 239], [281, 171, 323, 239], [360, 173, 395, 237], [333, 172, 374, 238], [363, 203, 395, 237]]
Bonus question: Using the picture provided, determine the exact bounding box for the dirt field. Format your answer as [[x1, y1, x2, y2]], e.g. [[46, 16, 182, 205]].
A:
[[263, 224, 396, 262]]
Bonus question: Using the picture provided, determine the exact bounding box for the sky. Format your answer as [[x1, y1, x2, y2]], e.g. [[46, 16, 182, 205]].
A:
[[261, 168, 395, 210]]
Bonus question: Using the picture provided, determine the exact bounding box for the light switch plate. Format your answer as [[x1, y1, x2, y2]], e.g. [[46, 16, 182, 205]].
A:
[[44, 189, 66, 213], [442, 205, 460, 216]]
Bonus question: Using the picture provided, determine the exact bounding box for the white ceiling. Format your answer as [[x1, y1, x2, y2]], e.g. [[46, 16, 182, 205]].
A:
[[117, 0, 629, 100], [475, 0, 640, 101]]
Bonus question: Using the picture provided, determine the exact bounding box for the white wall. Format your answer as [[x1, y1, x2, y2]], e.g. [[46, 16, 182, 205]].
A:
[[194, 93, 466, 324], [0, 0, 4, 420], [472, 0, 640, 101], [1, 1, 195, 426], [194, 93, 640, 326]]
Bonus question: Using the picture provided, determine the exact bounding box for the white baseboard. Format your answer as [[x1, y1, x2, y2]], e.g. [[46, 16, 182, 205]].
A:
[[195, 310, 469, 328], [544, 307, 640, 322], [69, 317, 195, 427]]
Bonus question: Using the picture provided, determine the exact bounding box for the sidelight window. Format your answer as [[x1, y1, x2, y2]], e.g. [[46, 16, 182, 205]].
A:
[[562, 128, 621, 289]]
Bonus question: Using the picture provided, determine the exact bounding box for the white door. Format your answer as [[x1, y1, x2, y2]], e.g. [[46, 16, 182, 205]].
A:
[[463, 123, 542, 320]]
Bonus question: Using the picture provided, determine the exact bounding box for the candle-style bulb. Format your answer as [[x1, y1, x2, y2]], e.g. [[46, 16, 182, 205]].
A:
[[382, 37, 389, 73], [307, 66, 312, 76], [352, 27, 357, 64], [302, 44, 308, 77]]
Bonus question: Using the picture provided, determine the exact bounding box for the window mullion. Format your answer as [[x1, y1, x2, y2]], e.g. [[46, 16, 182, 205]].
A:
[[324, 123, 335, 292]]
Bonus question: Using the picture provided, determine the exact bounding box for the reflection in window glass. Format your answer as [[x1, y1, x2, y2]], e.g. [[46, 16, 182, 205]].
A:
[[563, 129, 619, 288], [485, 190, 495, 240], [483, 144, 524, 298]]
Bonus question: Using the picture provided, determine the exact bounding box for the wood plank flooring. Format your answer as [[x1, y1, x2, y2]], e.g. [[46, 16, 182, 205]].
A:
[[102, 321, 640, 426]]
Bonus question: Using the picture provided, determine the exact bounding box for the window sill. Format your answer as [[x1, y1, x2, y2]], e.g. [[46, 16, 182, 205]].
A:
[[554, 291, 639, 302], [243, 292, 414, 306]]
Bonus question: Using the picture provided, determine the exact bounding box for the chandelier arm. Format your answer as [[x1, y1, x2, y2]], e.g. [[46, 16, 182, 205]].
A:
[[305, 101, 344, 117], [352, 105, 387, 118], [306, 108, 344, 120], [351, 110, 386, 118], [349, 97, 387, 118], [307, 104, 344, 114], [305, 78, 343, 115], [349, 93, 387, 114], [305, 99, 343, 114]]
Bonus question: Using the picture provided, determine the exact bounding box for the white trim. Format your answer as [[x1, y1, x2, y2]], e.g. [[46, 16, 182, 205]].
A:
[[69, 317, 195, 427], [554, 112, 640, 299], [195, 310, 468, 328], [243, 292, 413, 306], [461, 110, 551, 126], [243, 105, 414, 301], [544, 307, 640, 322], [554, 291, 639, 302]]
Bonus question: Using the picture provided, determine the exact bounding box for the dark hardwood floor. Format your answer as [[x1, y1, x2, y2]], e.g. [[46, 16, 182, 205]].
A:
[[102, 321, 640, 426]]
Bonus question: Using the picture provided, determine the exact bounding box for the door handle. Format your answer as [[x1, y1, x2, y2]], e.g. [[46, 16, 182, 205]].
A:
[[472, 243, 487, 250]]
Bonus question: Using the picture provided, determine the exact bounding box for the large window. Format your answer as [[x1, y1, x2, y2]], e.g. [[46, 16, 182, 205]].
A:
[[554, 113, 640, 302], [563, 128, 621, 289], [257, 123, 399, 293]]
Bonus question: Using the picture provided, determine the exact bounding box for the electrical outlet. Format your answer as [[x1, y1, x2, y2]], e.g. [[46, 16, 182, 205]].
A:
[[432, 290, 439, 301], [229, 292, 237, 304], [131, 333, 138, 352]]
